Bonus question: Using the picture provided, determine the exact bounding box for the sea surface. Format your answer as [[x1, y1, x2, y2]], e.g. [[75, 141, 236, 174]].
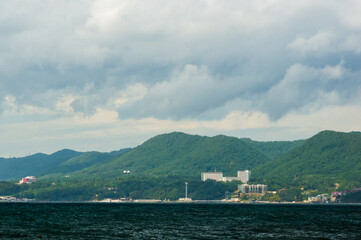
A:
[[0, 202, 361, 239]]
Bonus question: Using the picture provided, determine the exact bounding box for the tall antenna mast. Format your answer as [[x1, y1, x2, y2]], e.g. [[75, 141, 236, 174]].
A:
[[185, 182, 188, 199]]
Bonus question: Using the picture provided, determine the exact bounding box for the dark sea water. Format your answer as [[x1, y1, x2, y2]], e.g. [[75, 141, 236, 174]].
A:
[[1, 203, 361, 239]]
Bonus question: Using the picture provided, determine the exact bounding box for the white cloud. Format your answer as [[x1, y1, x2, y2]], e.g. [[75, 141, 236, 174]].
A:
[[114, 83, 148, 107], [338, 0, 361, 30], [55, 95, 76, 115], [288, 31, 336, 54]]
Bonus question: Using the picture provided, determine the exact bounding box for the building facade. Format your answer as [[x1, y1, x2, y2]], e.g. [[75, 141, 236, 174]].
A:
[[237, 170, 250, 183], [201, 172, 223, 181], [222, 177, 241, 182], [201, 170, 251, 183], [239, 184, 268, 194]]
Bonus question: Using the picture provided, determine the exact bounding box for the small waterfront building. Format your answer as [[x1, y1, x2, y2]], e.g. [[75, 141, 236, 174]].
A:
[[308, 194, 331, 203], [178, 198, 192, 202], [315, 195, 322, 202], [331, 191, 343, 202], [239, 184, 268, 195]]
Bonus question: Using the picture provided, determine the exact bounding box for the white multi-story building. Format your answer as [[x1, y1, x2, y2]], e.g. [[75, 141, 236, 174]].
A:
[[237, 170, 250, 183], [201, 170, 251, 183], [201, 172, 223, 181], [222, 177, 241, 182]]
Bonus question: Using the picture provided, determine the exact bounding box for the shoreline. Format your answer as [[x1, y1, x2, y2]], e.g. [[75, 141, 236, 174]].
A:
[[1, 199, 361, 205]]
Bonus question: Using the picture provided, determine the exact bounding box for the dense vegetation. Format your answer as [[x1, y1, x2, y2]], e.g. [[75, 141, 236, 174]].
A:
[[242, 138, 305, 160], [74, 132, 271, 178], [252, 131, 361, 191], [341, 191, 361, 203], [1, 130, 360, 202], [0, 132, 306, 181], [0, 176, 239, 201], [44, 150, 130, 176], [0, 150, 82, 180], [0, 149, 131, 181]]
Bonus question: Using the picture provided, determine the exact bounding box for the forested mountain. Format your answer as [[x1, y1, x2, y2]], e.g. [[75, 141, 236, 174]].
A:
[[0, 149, 132, 181], [252, 130, 361, 190], [0, 149, 82, 180], [44, 150, 129, 176], [241, 138, 305, 160], [2, 130, 360, 193], [73, 132, 272, 178], [2, 130, 361, 201]]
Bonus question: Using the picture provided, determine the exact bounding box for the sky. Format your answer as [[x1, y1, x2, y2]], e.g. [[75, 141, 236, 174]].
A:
[[1, 0, 361, 157]]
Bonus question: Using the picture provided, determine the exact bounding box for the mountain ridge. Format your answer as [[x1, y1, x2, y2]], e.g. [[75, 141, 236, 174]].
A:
[[252, 130, 361, 190], [71, 132, 273, 178], [2, 130, 360, 192]]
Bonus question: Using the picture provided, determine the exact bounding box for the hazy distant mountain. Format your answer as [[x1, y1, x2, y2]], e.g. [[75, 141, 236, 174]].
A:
[[0, 148, 132, 181], [0, 149, 82, 180], [44, 149, 132, 176]]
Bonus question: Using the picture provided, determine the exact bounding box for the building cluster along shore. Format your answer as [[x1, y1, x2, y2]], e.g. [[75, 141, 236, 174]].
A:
[[1, 169, 359, 204], [201, 170, 268, 195]]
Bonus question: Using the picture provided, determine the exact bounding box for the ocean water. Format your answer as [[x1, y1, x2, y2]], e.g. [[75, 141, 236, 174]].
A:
[[0, 203, 361, 239]]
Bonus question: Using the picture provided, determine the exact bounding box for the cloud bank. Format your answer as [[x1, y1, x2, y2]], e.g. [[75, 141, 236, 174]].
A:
[[1, 0, 361, 156]]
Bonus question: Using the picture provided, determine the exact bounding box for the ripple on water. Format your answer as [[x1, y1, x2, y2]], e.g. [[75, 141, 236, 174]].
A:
[[1, 203, 361, 239]]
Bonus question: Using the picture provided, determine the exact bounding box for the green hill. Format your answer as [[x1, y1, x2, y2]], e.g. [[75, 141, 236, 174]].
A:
[[241, 138, 305, 159], [3, 130, 360, 193], [2, 130, 361, 201], [74, 132, 271, 178], [0, 133, 306, 181], [0, 149, 82, 180], [252, 130, 361, 190], [44, 148, 132, 176], [0, 149, 132, 181]]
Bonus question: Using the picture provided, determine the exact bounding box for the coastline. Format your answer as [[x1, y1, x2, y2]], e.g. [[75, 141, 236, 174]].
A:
[[1, 199, 361, 205]]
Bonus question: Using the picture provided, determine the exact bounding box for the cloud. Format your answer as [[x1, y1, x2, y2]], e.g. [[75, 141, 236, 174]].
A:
[[338, 0, 361, 30], [0, 0, 361, 155], [2, 100, 361, 156], [288, 31, 336, 54], [115, 65, 248, 119], [343, 34, 361, 53], [262, 62, 361, 119]]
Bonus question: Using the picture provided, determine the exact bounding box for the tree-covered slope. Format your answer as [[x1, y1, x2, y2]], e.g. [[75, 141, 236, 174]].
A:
[[241, 138, 305, 160], [0, 149, 82, 180], [252, 131, 361, 189], [76, 132, 271, 178], [44, 152, 116, 176], [44, 149, 132, 176]]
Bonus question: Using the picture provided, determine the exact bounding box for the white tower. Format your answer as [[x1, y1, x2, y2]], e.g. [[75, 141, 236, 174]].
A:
[[237, 170, 250, 183]]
